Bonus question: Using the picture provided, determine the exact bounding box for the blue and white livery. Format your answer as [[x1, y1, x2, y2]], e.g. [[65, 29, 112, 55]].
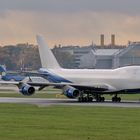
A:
[[2, 35, 140, 102], [27, 35, 140, 102]]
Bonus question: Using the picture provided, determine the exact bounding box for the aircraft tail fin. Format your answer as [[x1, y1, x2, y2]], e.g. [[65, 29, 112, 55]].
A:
[[0, 65, 6, 72], [0, 65, 6, 77], [36, 35, 61, 69]]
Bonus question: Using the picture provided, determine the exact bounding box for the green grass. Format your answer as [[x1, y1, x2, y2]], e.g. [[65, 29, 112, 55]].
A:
[[0, 89, 63, 98], [0, 104, 140, 140]]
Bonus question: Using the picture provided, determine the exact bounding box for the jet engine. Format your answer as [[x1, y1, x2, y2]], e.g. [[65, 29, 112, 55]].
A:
[[63, 86, 80, 98], [19, 84, 35, 96]]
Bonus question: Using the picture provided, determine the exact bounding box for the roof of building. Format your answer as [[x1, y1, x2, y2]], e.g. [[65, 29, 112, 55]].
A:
[[94, 49, 121, 56]]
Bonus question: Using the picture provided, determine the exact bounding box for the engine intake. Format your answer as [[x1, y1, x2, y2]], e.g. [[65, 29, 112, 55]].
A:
[[19, 84, 35, 96], [63, 86, 80, 98]]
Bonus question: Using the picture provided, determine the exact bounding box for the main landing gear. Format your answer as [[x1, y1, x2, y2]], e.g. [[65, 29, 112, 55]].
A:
[[112, 95, 121, 102], [78, 93, 105, 102], [77, 92, 121, 103], [95, 95, 105, 102], [78, 94, 93, 102]]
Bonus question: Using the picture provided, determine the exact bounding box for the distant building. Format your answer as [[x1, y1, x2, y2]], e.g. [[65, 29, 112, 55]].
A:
[[113, 42, 140, 68], [73, 47, 93, 68], [53, 45, 75, 55], [52, 41, 140, 69], [52, 45, 94, 68], [80, 42, 140, 69], [79, 49, 120, 69]]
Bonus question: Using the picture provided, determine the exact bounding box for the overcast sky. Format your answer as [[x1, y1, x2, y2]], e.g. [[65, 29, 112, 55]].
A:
[[0, 0, 140, 47]]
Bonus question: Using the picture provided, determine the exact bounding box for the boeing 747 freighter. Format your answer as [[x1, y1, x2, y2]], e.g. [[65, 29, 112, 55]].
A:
[[1, 35, 140, 102], [26, 35, 140, 102]]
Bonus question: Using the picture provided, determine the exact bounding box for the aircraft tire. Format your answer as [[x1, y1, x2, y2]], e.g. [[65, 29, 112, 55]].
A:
[[96, 96, 105, 102], [112, 97, 121, 102], [117, 97, 121, 102], [78, 96, 93, 102], [101, 97, 105, 102], [88, 97, 93, 102], [78, 97, 83, 102]]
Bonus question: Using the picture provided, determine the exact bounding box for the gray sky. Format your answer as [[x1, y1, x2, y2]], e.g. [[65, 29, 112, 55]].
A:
[[0, 0, 140, 47]]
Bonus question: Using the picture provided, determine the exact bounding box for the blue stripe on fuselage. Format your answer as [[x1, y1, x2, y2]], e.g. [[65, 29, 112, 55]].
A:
[[38, 69, 72, 83]]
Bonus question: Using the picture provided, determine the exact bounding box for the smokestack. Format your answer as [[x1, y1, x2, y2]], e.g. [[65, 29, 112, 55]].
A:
[[100, 34, 104, 47], [111, 34, 115, 46]]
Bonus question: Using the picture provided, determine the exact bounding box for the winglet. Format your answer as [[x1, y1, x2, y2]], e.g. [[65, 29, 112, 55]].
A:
[[36, 35, 61, 69]]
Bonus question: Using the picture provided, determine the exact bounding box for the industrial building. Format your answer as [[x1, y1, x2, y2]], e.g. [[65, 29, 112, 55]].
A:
[[79, 42, 140, 69], [79, 49, 119, 69], [52, 35, 140, 69]]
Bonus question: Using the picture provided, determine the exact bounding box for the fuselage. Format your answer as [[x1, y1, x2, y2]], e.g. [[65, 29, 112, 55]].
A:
[[36, 35, 140, 95], [49, 66, 140, 91]]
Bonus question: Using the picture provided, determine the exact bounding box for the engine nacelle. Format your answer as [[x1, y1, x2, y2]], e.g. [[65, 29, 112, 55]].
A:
[[19, 84, 35, 96], [63, 86, 80, 98]]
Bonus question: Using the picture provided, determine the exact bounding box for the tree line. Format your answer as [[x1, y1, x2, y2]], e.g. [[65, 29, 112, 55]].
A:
[[0, 44, 74, 70]]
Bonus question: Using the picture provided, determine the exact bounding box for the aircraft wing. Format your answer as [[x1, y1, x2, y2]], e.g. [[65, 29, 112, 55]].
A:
[[0, 80, 116, 93], [27, 81, 114, 92], [0, 81, 19, 85], [19, 71, 40, 76]]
